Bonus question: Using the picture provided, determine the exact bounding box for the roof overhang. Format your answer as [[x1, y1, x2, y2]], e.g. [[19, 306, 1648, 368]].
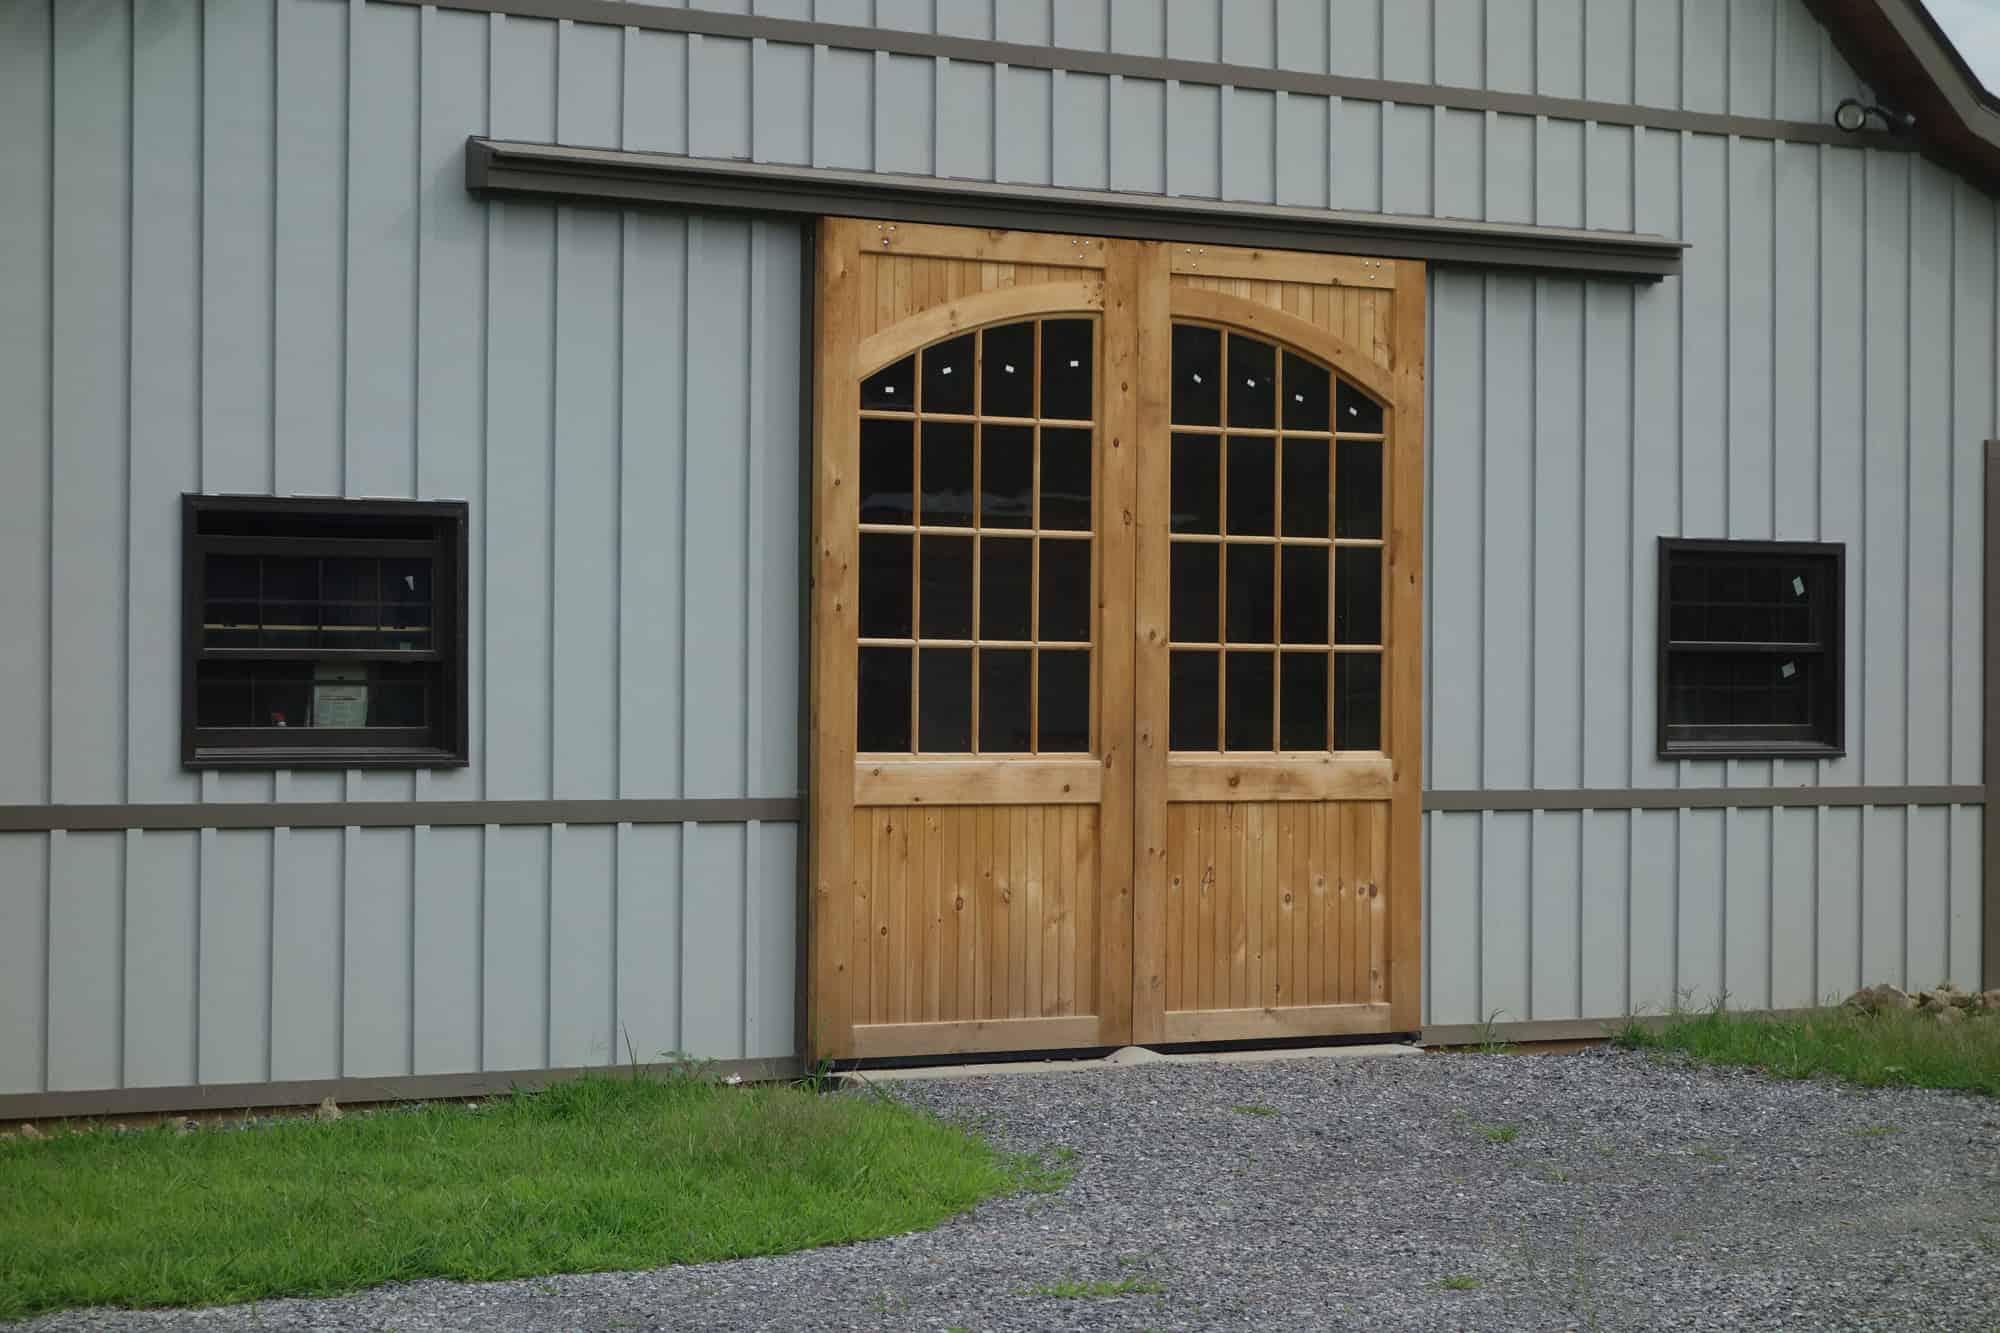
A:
[[465, 139, 1685, 282], [1808, 0, 2000, 189]]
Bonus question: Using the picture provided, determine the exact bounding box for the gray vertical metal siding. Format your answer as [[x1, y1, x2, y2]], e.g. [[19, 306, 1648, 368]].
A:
[[1, 0, 1990, 1099], [0, 0, 802, 1097]]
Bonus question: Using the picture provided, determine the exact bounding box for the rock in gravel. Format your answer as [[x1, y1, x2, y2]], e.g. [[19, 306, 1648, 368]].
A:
[[18, 1049, 2000, 1333], [315, 1096, 342, 1121], [1934, 1005, 1967, 1026], [1845, 983, 1916, 1013]]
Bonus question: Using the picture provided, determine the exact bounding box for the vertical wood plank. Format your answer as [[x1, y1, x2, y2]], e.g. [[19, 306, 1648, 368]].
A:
[[1009, 806, 1029, 1017], [1388, 261, 1427, 1029], [810, 219, 862, 1058], [1024, 808, 1044, 1016], [1106, 237, 1154, 1043]]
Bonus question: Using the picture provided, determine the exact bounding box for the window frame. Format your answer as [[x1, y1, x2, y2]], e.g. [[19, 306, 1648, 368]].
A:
[[181, 494, 471, 770], [1655, 536, 1845, 761]]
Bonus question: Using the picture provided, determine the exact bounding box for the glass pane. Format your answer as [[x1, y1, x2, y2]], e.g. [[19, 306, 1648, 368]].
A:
[[1039, 428, 1093, 531], [256, 672, 313, 730], [1038, 539, 1092, 643], [1171, 324, 1221, 425], [203, 601, 258, 649], [1665, 651, 1821, 728], [1169, 650, 1219, 750], [1227, 335, 1277, 430], [318, 599, 383, 651], [978, 648, 1031, 752], [262, 601, 320, 650], [208, 553, 259, 599], [1334, 547, 1382, 645], [381, 558, 431, 608], [862, 354, 914, 411], [1226, 544, 1275, 644], [196, 667, 255, 726], [263, 554, 319, 603], [858, 533, 913, 638], [1281, 546, 1330, 644], [1337, 379, 1383, 434], [1170, 542, 1219, 643], [920, 534, 973, 639], [1040, 319, 1094, 421], [1225, 651, 1275, 750], [980, 424, 1033, 528], [1226, 437, 1276, 536], [1170, 433, 1221, 534], [1282, 352, 1331, 431], [919, 647, 973, 751], [366, 663, 434, 727], [981, 322, 1036, 418], [978, 535, 1032, 641], [860, 417, 915, 524], [919, 421, 975, 525], [1279, 652, 1329, 751], [858, 647, 912, 751], [1333, 652, 1382, 750], [1038, 650, 1091, 753], [922, 333, 975, 414], [1335, 440, 1383, 538], [1281, 438, 1330, 538]]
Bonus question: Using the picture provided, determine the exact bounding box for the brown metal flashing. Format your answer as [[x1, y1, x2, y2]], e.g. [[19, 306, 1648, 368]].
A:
[[0, 796, 803, 833], [1423, 785, 1983, 813], [382, 0, 1911, 157], [1986, 440, 1999, 989], [465, 141, 1685, 280], [0, 1056, 803, 1124]]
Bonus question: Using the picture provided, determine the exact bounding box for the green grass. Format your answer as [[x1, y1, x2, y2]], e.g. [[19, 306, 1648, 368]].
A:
[[0, 1072, 1058, 1320], [1471, 1120, 1520, 1144], [1611, 1005, 2000, 1096], [1439, 1275, 1483, 1291], [1021, 1276, 1164, 1299]]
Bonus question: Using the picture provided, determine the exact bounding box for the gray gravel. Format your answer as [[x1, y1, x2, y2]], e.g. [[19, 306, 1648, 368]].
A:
[[25, 1047, 2000, 1332]]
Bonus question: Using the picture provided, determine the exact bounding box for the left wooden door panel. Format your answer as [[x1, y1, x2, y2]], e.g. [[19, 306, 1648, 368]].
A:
[[809, 219, 1136, 1060]]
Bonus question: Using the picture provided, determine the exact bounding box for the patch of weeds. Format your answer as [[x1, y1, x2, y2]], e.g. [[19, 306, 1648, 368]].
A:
[[1471, 1121, 1520, 1145], [1691, 1144, 1728, 1163], [1439, 1275, 1483, 1291], [1231, 1104, 1279, 1117], [1613, 1002, 2000, 1096], [1051, 1145, 1080, 1165], [1847, 1123, 1900, 1139], [1476, 1008, 1516, 1055], [1539, 1163, 1572, 1184], [1021, 1276, 1164, 1299]]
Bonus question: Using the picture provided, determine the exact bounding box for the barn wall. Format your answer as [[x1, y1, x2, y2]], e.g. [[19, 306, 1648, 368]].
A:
[[0, 0, 805, 1098], [0, 0, 1989, 1101]]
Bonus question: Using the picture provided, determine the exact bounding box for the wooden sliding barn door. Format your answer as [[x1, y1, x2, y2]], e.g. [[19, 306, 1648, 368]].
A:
[[1130, 247, 1425, 1045], [809, 218, 1139, 1060], [810, 220, 1423, 1061]]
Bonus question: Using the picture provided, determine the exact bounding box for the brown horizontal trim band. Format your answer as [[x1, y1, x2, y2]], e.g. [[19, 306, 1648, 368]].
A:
[[855, 759, 1105, 806], [465, 140, 1684, 279], [0, 1056, 803, 1124], [1422, 785, 1983, 812], [0, 797, 804, 833], [387, 0, 1908, 156]]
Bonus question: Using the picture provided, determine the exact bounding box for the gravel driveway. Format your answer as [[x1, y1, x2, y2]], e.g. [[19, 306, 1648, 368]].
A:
[[25, 1047, 2000, 1332]]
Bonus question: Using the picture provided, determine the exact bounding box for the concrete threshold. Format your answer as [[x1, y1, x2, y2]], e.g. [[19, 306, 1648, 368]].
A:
[[844, 1042, 1422, 1084]]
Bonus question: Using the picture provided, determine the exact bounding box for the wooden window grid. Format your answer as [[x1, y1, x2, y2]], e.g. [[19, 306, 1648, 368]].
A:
[[856, 318, 1100, 755], [1165, 322, 1388, 755]]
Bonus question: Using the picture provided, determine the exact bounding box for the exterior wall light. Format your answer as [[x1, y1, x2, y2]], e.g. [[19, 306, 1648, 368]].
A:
[[1834, 97, 1917, 133]]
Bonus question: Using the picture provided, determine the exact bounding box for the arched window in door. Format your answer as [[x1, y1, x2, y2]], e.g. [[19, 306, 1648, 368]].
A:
[[1164, 323, 1389, 755], [854, 317, 1100, 756]]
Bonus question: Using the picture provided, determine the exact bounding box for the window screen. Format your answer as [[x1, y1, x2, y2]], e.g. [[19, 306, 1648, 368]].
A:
[[1657, 538, 1843, 758]]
